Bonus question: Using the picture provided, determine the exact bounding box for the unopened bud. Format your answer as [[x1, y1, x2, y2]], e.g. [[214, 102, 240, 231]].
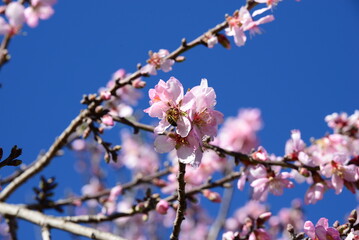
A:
[[153, 178, 167, 187], [348, 209, 357, 224], [175, 56, 186, 62], [132, 79, 146, 89], [257, 212, 272, 226], [202, 189, 221, 203], [112, 145, 122, 151], [100, 90, 111, 100], [156, 200, 169, 215], [299, 167, 310, 177]]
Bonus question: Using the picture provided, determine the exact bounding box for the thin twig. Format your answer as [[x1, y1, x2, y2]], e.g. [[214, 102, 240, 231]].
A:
[[170, 162, 187, 240], [0, 202, 126, 240], [58, 171, 243, 223], [27, 167, 171, 210]]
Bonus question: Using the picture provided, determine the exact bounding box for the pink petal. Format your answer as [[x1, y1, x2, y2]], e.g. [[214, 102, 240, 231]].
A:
[[154, 135, 175, 153]]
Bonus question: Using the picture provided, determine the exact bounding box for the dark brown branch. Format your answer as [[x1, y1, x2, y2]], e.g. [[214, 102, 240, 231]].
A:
[[5, 215, 18, 240], [170, 162, 187, 240]]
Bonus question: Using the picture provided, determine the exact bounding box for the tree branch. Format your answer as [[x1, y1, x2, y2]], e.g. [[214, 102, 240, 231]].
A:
[[170, 162, 187, 240], [0, 202, 126, 240], [27, 167, 171, 210]]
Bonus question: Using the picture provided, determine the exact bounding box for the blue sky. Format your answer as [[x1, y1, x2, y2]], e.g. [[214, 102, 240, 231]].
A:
[[0, 0, 359, 239]]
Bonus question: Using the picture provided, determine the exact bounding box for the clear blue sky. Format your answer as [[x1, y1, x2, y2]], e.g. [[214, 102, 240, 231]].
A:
[[0, 0, 359, 239]]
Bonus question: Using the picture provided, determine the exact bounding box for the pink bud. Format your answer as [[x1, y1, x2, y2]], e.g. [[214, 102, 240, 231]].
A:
[[132, 79, 146, 89], [100, 90, 111, 100], [203, 189, 222, 203], [101, 115, 114, 126], [156, 200, 169, 215]]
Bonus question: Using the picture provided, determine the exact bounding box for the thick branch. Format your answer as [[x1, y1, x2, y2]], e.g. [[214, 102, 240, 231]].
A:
[[0, 202, 126, 240]]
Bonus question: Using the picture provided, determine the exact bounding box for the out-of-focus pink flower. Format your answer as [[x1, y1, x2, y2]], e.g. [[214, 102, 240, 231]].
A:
[[24, 0, 56, 28], [304, 218, 340, 240], [108, 185, 122, 202], [285, 130, 306, 159], [101, 114, 114, 127], [141, 49, 174, 75], [6, 2, 25, 27], [304, 182, 326, 204], [218, 108, 262, 153], [156, 200, 169, 215], [222, 231, 235, 240], [118, 130, 159, 174], [251, 171, 294, 201], [71, 139, 86, 151]]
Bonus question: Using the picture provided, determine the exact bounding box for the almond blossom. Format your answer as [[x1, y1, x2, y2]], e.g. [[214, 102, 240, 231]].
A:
[[24, 0, 56, 28], [0, 2, 25, 35], [141, 49, 174, 75], [144, 77, 194, 137], [304, 218, 341, 240]]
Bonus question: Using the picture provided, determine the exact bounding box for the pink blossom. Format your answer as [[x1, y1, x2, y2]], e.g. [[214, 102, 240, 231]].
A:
[[304, 218, 340, 240], [154, 132, 203, 166], [207, 34, 218, 48], [156, 200, 169, 215], [141, 49, 174, 75], [100, 90, 111, 100], [252, 146, 269, 161], [320, 154, 359, 194], [222, 231, 235, 240], [225, 7, 251, 46], [189, 78, 223, 140], [144, 77, 194, 137], [6, 2, 25, 28], [304, 182, 326, 204], [108, 185, 122, 202], [25, 0, 56, 28], [118, 130, 159, 174], [101, 114, 114, 127], [251, 171, 294, 201], [285, 130, 306, 159], [218, 108, 262, 153]]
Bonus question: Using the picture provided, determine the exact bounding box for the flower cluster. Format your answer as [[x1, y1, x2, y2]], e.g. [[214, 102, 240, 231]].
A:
[[0, 0, 56, 35], [144, 77, 223, 167]]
